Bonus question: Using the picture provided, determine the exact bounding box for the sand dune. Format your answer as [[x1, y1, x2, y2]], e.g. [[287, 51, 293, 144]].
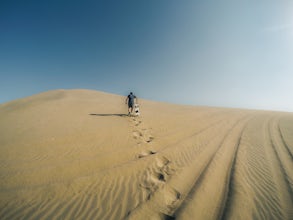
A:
[[0, 89, 292, 220]]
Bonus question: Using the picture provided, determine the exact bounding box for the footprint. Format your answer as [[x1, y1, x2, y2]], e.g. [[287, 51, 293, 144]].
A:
[[146, 136, 154, 143], [139, 173, 163, 199], [151, 171, 166, 182], [164, 187, 181, 212], [156, 156, 170, 168], [137, 150, 157, 158], [135, 121, 142, 126], [133, 131, 143, 139], [155, 156, 176, 179], [161, 214, 175, 220]]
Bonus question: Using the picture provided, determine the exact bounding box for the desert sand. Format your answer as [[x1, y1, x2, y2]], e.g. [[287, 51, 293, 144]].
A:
[[0, 89, 292, 220]]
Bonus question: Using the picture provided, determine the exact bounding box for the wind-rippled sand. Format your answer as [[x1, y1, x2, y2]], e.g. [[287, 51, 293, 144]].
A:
[[0, 89, 292, 220]]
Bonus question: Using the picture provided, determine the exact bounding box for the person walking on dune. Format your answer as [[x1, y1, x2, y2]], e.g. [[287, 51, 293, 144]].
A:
[[125, 92, 137, 115]]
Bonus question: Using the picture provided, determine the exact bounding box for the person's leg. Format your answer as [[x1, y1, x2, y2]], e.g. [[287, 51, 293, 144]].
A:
[[128, 102, 134, 115], [128, 105, 133, 115]]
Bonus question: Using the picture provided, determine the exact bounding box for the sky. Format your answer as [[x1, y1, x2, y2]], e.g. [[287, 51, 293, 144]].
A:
[[1, 0, 293, 111]]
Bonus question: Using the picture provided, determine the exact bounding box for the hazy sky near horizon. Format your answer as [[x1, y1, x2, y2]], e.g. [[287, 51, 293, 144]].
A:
[[1, 0, 293, 111]]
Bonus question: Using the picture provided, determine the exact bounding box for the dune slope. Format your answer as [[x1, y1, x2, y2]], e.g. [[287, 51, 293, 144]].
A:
[[0, 89, 292, 220]]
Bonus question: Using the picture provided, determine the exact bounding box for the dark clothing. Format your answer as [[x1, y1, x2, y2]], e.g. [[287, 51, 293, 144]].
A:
[[127, 94, 136, 108]]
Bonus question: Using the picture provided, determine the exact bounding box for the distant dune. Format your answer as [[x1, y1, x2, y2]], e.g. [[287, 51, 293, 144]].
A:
[[0, 89, 292, 220]]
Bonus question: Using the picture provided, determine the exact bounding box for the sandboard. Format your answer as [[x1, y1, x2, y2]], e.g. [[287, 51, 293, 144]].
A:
[[134, 104, 140, 116]]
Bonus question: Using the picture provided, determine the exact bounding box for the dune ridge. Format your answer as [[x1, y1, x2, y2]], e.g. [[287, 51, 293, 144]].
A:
[[0, 89, 292, 220]]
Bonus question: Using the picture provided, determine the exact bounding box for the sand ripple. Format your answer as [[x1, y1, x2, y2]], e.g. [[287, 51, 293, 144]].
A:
[[0, 90, 292, 220]]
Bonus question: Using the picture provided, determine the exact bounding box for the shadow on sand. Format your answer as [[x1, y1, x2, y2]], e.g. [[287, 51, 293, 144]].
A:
[[89, 113, 128, 117]]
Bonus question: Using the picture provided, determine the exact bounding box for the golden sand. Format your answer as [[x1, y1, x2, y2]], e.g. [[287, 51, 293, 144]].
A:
[[0, 89, 292, 219]]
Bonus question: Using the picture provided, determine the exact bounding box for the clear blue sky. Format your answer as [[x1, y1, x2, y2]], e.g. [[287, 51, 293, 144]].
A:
[[1, 0, 293, 111]]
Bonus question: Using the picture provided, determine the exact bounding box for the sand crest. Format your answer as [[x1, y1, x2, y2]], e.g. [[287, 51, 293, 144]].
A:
[[0, 89, 292, 220]]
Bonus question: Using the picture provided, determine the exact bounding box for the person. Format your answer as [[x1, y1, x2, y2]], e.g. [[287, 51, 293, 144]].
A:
[[125, 92, 137, 115]]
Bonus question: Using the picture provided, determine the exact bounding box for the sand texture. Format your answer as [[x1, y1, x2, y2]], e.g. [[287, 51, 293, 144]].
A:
[[0, 89, 292, 220]]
